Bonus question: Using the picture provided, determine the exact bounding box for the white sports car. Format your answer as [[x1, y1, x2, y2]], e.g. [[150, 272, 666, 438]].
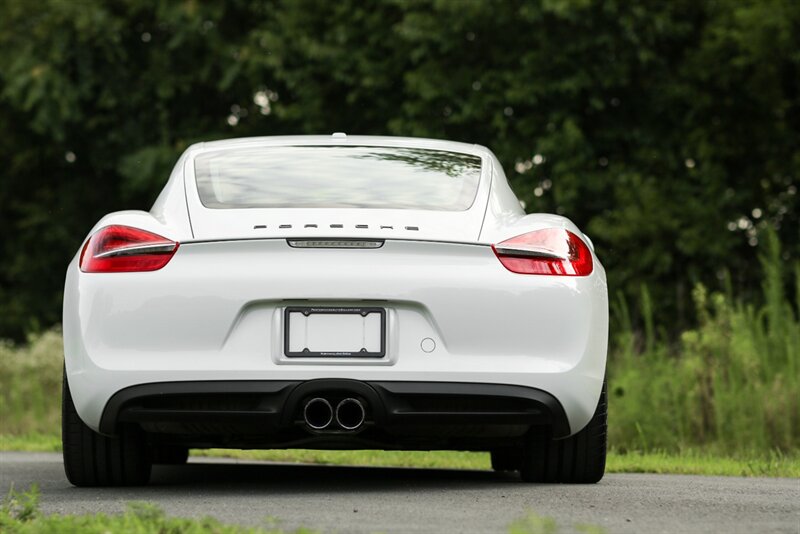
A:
[[62, 135, 608, 486]]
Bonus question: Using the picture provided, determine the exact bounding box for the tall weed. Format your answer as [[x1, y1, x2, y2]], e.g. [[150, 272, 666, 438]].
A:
[[0, 330, 62, 435], [609, 231, 799, 454]]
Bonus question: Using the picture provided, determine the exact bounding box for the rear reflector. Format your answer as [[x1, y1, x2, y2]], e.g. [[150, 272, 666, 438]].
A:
[[492, 228, 593, 276], [79, 225, 178, 273]]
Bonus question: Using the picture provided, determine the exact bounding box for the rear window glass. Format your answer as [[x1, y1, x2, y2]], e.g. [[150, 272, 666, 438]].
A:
[[194, 146, 482, 211]]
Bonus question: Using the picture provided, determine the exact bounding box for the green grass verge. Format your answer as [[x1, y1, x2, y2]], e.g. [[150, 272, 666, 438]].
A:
[[195, 447, 800, 478], [196, 447, 491, 470], [3, 432, 798, 477], [1, 486, 599, 534], [0, 486, 317, 534], [604, 449, 800, 478], [0, 434, 61, 453], [0, 488, 594, 534]]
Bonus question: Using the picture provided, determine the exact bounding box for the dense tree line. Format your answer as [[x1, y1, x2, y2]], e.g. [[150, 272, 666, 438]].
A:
[[0, 0, 797, 341]]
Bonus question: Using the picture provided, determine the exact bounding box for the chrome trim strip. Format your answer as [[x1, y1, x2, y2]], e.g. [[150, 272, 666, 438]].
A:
[[94, 243, 177, 259], [493, 246, 565, 260]]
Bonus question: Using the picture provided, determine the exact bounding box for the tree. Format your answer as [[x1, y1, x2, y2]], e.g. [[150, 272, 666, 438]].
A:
[[0, 0, 797, 340]]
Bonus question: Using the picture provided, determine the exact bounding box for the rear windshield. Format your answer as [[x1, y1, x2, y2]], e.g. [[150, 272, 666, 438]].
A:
[[194, 146, 482, 211]]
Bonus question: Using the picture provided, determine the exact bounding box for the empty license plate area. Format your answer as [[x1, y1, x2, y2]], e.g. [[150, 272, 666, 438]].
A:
[[284, 307, 386, 357]]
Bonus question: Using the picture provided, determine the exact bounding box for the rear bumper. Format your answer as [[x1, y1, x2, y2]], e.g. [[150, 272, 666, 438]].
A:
[[98, 379, 569, 450], [64, 239, 608, 438]]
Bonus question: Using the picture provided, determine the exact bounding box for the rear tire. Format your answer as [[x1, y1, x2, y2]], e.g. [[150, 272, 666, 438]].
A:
[[62, 369, 152, 486], [519, 380, 607, 483], [152, 444, 189, 465], [490, 448, 521, 472]]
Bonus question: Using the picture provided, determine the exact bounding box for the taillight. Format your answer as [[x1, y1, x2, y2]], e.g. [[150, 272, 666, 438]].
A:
[[492, 228, 593, 276], [79, 225, 179, 273]]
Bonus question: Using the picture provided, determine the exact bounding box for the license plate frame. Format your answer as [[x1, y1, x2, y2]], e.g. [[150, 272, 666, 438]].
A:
[[283, 306, 387, 358]]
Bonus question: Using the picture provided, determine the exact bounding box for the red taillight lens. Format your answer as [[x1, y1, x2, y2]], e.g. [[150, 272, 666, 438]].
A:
[[492, 228, 593, 276], [79, 225, 179, 273]]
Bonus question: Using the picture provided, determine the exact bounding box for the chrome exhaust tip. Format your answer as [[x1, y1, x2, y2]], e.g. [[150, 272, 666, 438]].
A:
[[335, 398, 366, 430], [304, 398, 333, 430]]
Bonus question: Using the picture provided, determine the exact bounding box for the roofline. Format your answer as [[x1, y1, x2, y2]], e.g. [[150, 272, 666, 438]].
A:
[[185, 135, 491, 158]]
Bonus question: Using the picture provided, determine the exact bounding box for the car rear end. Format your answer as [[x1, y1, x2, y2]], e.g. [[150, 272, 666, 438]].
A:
[[62, 136, 607, 485]]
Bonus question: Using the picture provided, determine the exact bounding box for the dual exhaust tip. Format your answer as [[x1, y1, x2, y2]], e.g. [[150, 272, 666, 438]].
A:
[[304, 397, 365, 431]]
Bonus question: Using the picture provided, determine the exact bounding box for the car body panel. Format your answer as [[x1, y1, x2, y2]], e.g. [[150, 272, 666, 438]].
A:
[[64, 239, 607, 436], [63, 135, 608, 445]]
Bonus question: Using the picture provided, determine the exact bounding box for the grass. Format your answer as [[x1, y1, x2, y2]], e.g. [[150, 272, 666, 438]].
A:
[[0, 329, 62, 437], [0, 486, 599, 534], [2, 432, 797, 477], [0, 230, 797, 477], [607, 230, 799, 455], [193, 447, 800, 478], [603, 449, 800, 477], [196, 447, 491, 470], [0, 434, 61, 453], [0, 486, 317, 534]]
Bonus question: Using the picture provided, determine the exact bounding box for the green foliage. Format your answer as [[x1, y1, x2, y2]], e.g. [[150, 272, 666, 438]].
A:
[[604, 449, 800, 478], [1, 486, 614, 534], [609, 231, 800, 454], [505, 511, 608, 534], [0, 329, 63, 435], [0, 0, 798, 340], [0, 486, 317, 534], [0, 433, 61, 452], [2, 485, 40, 523], [507, 513, 559, 534], [196, 447, 799, 477]]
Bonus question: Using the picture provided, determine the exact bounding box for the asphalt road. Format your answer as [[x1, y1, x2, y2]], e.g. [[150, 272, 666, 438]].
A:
[[1, 452, 798, 533]]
